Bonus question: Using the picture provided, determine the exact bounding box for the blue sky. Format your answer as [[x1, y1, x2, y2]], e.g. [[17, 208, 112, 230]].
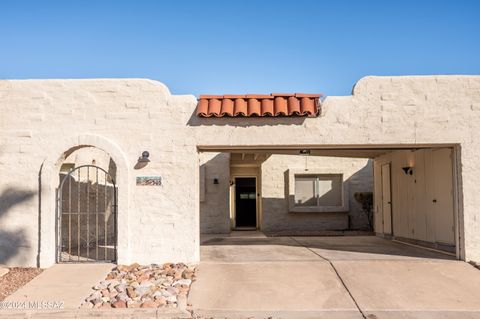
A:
[[1, 0, 479, 96]]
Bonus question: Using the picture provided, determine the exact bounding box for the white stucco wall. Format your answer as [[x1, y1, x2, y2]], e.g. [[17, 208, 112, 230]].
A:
[[1, 75, 480, 266]]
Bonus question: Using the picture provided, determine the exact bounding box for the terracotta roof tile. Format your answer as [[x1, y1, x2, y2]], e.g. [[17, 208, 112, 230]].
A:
[[196, 93, 321, 117]]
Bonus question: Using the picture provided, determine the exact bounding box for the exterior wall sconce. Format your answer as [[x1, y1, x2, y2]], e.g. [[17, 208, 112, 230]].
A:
[[299, 149, 311, 155], [213, 177, 219, 184], [402, 166, 413, 175], [138, 151, 150, 163]]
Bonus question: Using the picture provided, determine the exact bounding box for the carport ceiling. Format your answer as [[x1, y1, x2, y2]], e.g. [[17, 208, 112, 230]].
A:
[[198, 144, 457, 158]]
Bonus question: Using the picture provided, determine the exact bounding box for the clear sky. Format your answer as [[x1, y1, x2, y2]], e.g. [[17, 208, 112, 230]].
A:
[[1, 0, 479, 96]]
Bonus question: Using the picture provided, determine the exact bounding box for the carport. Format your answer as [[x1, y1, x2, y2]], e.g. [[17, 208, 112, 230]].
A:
[[198, 143, 462, 259]]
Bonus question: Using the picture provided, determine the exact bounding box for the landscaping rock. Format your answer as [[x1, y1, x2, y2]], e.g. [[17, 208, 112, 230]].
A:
[[116, 291, 128, 302], [183, 270, 194, 279], [166, 286, 179, 295], [94, 283, 107, 290], [174, 279, 192, 286], [88, 290, 102, 300], [91, 298, 103, 306], [100, 302, 112, 309], [155, 295, 167, 306], [83, 263, 196, 309], [135, 285, 150, 297], [141, 300, 157, 308], [115, 283, 126, 293], [112, 300, 126, 308], [126, 286, 136, 298]]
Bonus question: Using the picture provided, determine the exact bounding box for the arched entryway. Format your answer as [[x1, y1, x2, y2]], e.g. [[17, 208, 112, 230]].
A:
[[38, 134, 130, 268], [57, 165, 117, 262]]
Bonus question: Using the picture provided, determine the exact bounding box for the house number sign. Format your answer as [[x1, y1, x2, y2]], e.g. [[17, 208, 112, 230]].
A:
[[136, 176, 162, 186]]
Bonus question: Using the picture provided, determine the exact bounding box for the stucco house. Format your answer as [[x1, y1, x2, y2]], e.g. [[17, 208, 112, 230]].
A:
[[0, 75, 479, 268]]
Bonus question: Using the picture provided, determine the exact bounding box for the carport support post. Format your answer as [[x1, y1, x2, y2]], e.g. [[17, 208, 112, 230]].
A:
[[453, 145, 464, 260]]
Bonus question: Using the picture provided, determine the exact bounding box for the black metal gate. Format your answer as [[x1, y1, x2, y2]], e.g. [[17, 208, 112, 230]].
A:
[[57, 165, 117, 262]]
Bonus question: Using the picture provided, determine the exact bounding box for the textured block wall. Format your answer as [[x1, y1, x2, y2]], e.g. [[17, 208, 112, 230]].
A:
[[199, 152, 231, 234]]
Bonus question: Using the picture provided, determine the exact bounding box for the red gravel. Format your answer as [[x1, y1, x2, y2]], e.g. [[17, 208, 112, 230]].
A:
[[0, 267, 43, 301]]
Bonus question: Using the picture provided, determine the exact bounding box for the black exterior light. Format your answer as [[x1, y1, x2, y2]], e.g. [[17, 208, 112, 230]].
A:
[[139, 151, 150, 163], [402, 166, 413, 175], [213, 177, 219, 184], [299, 149, 311, 155]]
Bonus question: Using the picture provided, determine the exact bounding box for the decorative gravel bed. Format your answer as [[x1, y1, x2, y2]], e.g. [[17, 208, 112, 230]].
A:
[[0, 267, 43, 301], [81, 263, 196, 309]]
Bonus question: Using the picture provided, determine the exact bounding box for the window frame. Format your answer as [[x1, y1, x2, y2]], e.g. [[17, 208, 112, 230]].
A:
[[287, 169, 349, 213]]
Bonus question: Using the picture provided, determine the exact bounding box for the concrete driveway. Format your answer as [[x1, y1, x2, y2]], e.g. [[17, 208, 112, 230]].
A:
[[189, 232, 480, 319]]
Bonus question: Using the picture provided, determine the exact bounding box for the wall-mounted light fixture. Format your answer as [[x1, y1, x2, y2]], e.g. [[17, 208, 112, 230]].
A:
[[299, 149, 311, 155], [138, 151, 150, 163], [402, 166, 413, 175], [213, 177, 219, 184]]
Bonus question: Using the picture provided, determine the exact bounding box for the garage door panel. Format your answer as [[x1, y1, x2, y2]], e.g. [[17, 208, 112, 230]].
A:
[[391, 154, 409, 238], [424, 150, 436, 243], [412, 150, 427, 241]]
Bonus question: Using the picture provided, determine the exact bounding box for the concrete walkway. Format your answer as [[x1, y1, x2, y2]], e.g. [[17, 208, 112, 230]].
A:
[[5, 263, 114, 309], [189, 233, 480, 319]]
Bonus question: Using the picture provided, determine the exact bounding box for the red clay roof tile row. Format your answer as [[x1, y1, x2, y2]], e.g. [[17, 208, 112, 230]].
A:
[[196, 93, 322, 117]]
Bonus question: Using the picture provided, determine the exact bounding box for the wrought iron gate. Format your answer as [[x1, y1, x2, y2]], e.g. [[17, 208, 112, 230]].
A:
[[57, 165, 117, 262]]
